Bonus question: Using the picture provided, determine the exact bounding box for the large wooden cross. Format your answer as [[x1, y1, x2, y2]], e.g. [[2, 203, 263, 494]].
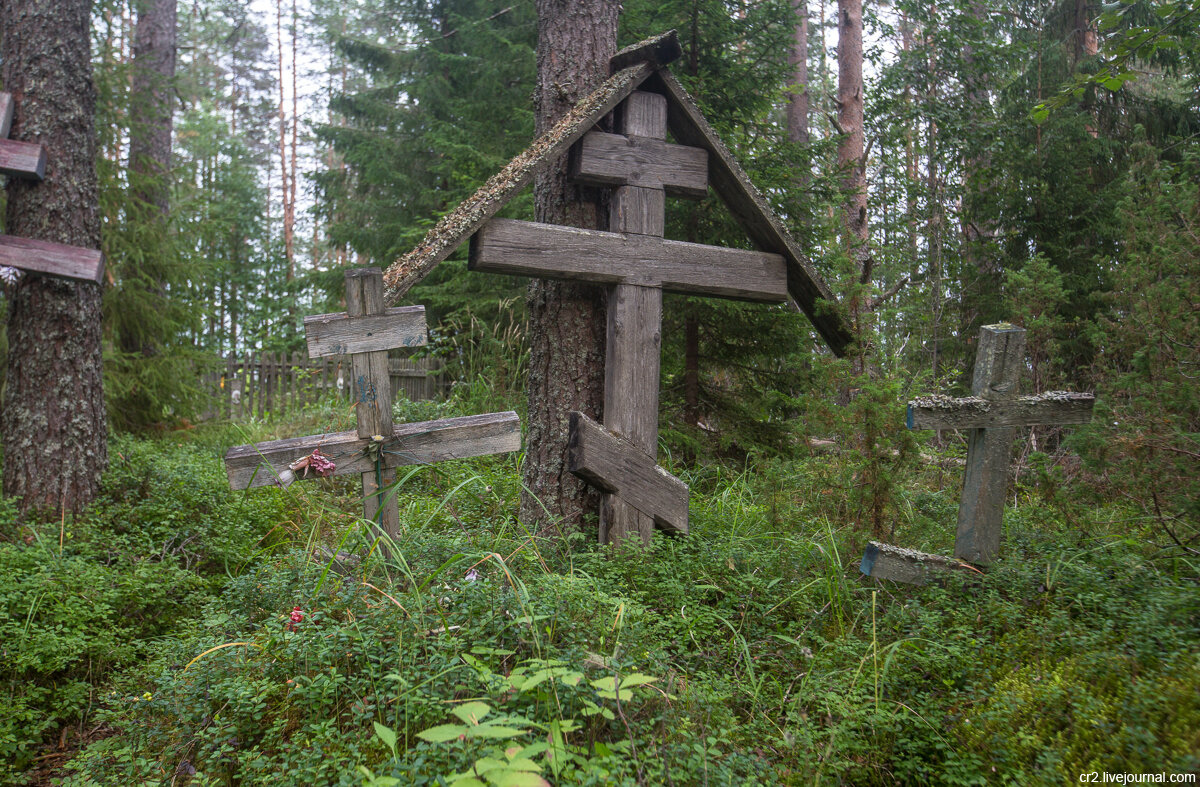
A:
[[906, 323, 1095, 564], [224, 268, 521, 544], [0, 92, 104, 285], [470, 91, 787, 546]]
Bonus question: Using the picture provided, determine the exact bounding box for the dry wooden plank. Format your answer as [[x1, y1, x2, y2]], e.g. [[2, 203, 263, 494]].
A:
[[0, 93, 13, 139], [567, 411, 688, 534], [609, 29, 681, 72], [382, 61, 656, 301], [859, 541, 979, 586], [304, 305, 427, 358], [0, 137, 46, 180], [644, 69, 853, 356], [572, 131, 707, 197], [225, 411, 522, 490], [907, 392, 1096, 431], [0, 235, 104, 284], [470, 218, 787, 302]]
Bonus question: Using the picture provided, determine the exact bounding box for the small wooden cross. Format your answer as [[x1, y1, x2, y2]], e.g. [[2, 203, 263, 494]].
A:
[[224, 267, 522, 544], [0, 91, 104, 285], [906, 323, 1095, 564], [470, 91, 788, 546]]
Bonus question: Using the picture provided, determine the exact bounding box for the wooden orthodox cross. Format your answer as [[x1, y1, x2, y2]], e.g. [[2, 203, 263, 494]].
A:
[[905, 323, 1095, 564], [0, 92, 105, 285], [224, 268, 521, 544], [470, 91, 788, 546]]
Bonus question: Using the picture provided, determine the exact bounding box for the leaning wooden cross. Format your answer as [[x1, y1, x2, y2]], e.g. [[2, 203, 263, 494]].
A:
[[224, 267, 521, 543], [0, 92, 105, 285], [861, 323, 1095, 584], [471, 91, 787, 545]]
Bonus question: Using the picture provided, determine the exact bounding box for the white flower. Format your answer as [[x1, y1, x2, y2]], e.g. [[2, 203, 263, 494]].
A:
[[0, 266, 22, 287]]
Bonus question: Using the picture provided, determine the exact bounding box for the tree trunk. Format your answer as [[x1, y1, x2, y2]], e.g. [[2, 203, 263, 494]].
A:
[[519, 0, 618, 535], [121, 0, 175, 370], [836, 0, 868, 272], [1, 0, 108, 513], [129, 0, 175, 217], [787, 0, 810, 148], [837, 0, 870, 360]]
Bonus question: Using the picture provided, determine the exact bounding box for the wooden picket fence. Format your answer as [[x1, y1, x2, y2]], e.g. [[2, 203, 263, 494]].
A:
[[207, 352, 444, 420]]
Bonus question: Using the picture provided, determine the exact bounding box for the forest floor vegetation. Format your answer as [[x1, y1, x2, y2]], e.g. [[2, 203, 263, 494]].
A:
[[1, 397, 1197, 786]]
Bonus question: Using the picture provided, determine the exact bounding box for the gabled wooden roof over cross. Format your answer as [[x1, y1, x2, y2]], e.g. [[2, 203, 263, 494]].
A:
[[377, 31, 853, 546], [379, 30, 854, 356]]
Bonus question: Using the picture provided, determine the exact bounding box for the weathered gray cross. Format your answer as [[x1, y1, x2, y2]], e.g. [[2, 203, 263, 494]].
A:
[[0, 92, 105, 285], [224, 268, 521, 544], [906, 323, 1095, 564], [470, 90, 788, 546]]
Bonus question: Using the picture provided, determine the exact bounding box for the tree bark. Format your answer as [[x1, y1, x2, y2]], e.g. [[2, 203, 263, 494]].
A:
[[836, 0, 868, 272], [837, 0, 870, 363], [520, 0, 618, 534], [129, 0, 176, 217], [787, 0, 810, 148], [1, 0, 108, 513]]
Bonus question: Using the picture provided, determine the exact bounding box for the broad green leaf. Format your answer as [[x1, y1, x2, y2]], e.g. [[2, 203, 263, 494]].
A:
[[373, 721, 397, 751], [448, 777, 487, 787], [490, 772, 550, 787], [417, 723, 466, 742], [560, 671, 584, 686], [467, 724, 528, 739], [617, 673, 657, 688], [452, 701, 493, 725]]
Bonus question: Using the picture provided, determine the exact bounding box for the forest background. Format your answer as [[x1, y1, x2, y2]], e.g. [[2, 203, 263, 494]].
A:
[[0, 0, 1197, 783]]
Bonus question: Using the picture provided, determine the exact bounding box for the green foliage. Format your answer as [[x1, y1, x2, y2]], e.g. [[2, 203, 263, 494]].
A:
[[1074, 142, 1200, 554], [0, 434, 292, 781]]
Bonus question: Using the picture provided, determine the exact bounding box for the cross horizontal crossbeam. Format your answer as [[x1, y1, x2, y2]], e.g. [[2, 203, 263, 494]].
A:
[[304, 305, 427, 358], [572, 131, 707, 197], [0, 234, 104, 284], [0, 138, 46, 180], [907, 391, 1095, 430], [469, 218, 787, 302], [225, 411, 521, 490]]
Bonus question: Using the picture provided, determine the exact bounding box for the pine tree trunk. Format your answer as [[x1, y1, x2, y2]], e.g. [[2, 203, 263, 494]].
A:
[[787, 0, 810, 148], [836, 0, 868, 269], [519, 0, 618, 535], [1, 0, 108, 513], [837, 0, 870, 360], [129, 0, 175, 217]]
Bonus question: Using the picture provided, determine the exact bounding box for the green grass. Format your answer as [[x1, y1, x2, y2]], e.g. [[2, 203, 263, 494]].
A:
[[1, 399, 1197, 786]]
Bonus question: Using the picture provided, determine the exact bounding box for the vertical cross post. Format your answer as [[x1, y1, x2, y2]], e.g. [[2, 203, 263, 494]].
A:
[[343, 268, 400, 540], [602, 91, 667, 546], [956, 324, 1026, 563]]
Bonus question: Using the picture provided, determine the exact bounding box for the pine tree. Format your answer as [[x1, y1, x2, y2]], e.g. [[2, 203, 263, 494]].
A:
[[1, 0, 108, 512]]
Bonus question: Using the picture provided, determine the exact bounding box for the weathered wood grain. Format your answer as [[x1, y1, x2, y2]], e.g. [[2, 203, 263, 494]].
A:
[[859, 541, 978, 586], [381, 61, 655, 301], [0, 234, 104, 284], [567, 411, 688, 534], [0, 92, 12, 139], [645, 69, 853, 356], [907, 392, 1096, 430], [304, 306, 427, 358], [225, 411, 522, 490], [609, 29, 681, 72], [572, 131, 707, 197], [972, 323, 1026, 400], [0, 137, 47, 180], [600, 94, 668, 547], [469, 218, 787, 302]]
